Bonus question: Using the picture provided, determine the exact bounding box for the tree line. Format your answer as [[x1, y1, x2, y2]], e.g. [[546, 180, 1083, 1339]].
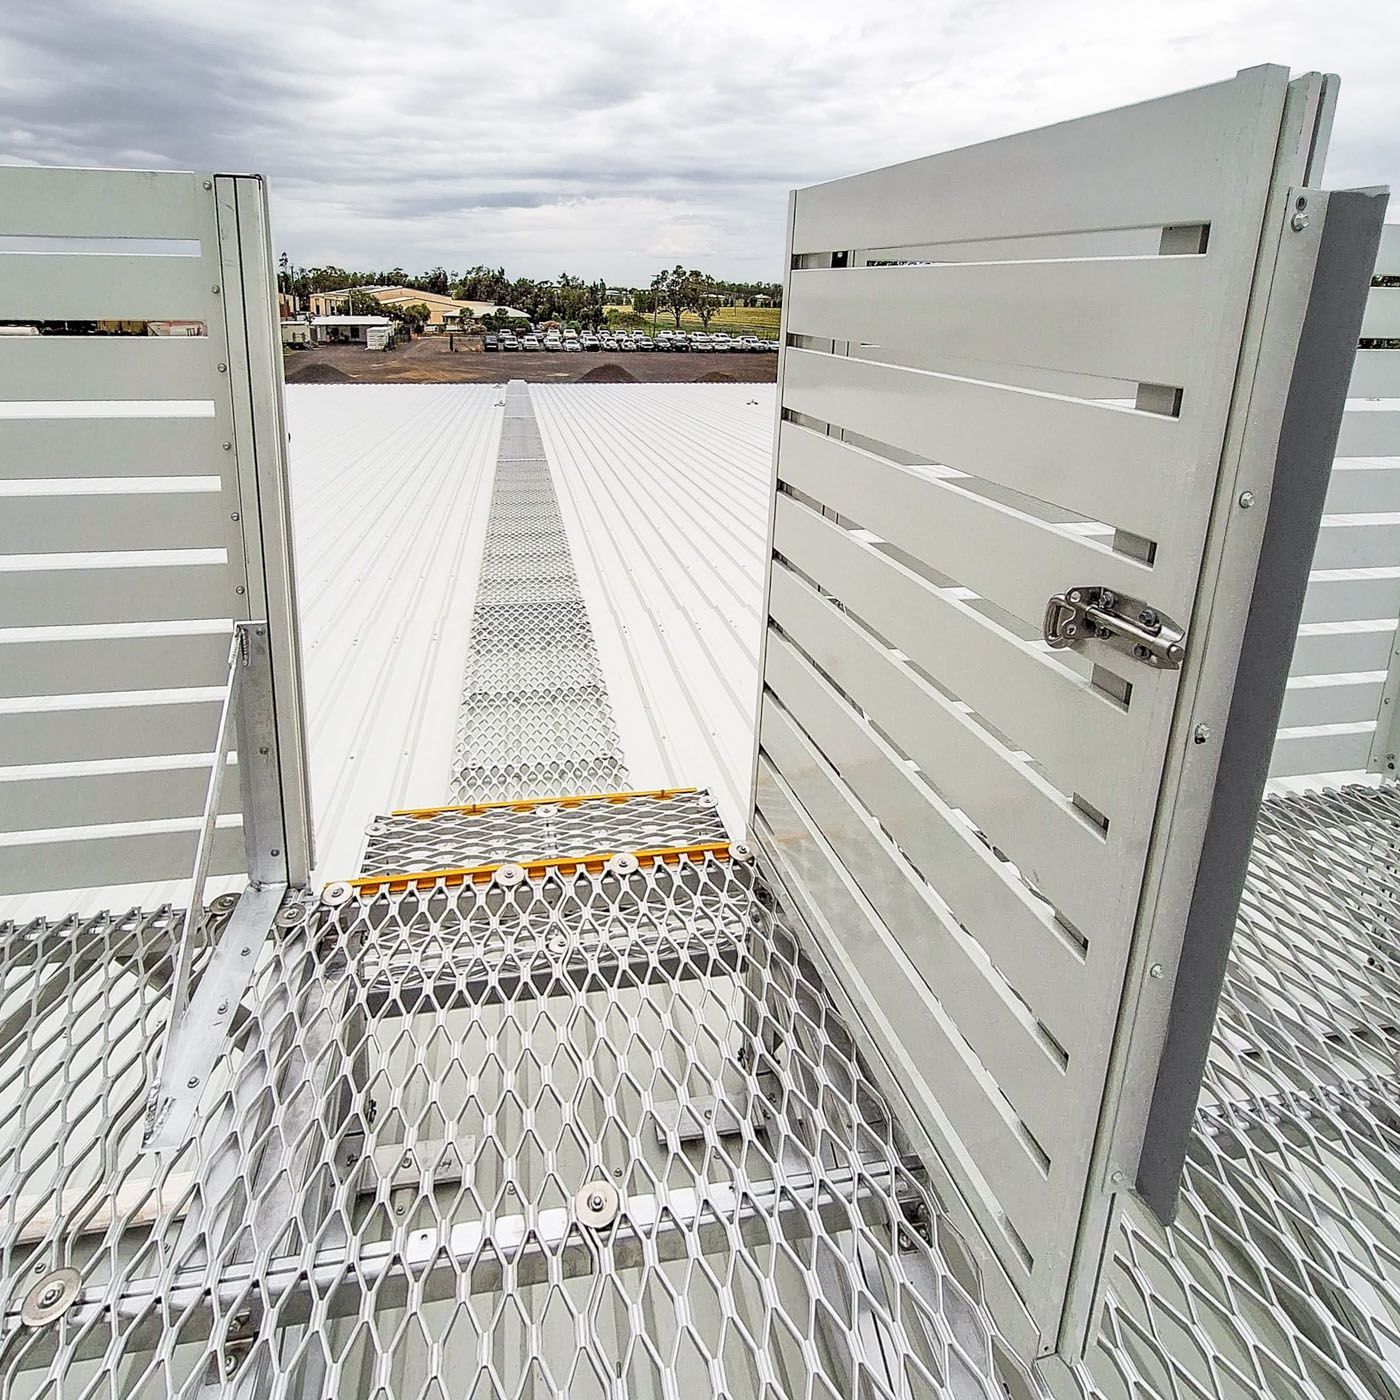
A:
[[278, 256, 780, 327]]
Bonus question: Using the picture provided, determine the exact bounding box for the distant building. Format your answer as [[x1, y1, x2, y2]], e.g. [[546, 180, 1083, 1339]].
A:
[[311, 314, 393, 345], [310, 286, 527, 328], [147, 320, 206, 337], [280, 320, 313, 347]]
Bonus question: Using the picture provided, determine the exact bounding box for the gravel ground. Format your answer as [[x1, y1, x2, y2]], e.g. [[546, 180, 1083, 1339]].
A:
[[284, 335, 778, 385]]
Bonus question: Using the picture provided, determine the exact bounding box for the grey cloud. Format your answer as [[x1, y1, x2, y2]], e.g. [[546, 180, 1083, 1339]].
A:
[[2, 0, 1396, 283]]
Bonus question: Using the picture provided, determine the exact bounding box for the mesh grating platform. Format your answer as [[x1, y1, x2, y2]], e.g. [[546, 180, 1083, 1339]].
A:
[[450, 382, 629, 803], [0, 811, 1006, 1399], [1051, 783, 1400, 1400], [359, 789, 727, 877]]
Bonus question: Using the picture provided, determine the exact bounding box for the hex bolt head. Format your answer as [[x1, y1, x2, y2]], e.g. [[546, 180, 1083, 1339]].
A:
[[1149, 963, 1164, 979], [1193, 724, 1211, 745], [186, 1076, 200, 1089], [37, 1284, 61, 1307], [1238, 490, 1255, 509]]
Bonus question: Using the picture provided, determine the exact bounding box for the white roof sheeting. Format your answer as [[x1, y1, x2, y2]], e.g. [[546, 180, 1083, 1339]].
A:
[[533, 384, 773, 833], [286, 385, 501, 877]]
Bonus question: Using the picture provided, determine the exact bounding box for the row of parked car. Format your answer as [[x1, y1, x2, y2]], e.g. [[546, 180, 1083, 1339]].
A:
[[482, 328, 778, 354]]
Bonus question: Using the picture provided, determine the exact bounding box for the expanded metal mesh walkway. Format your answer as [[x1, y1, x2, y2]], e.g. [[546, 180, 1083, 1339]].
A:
[[449, 381, 628, 803]]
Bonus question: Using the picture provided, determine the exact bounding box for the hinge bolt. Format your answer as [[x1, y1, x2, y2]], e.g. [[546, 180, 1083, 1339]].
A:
[[1291, 211, 1309, 232], [1110, 1170, 1125, 1186], [1194, 724, 1211, 745], [1238, 491, 1255, 509], [1149, 963, 1164, 979]]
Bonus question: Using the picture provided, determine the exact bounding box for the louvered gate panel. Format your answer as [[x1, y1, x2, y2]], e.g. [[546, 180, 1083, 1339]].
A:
[[751, 65, 1384, 1361], [0, 170, 310, 908]]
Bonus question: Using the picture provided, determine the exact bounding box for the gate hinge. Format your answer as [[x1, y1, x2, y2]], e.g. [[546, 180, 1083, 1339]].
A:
[[1043, 587, 1185, 670]]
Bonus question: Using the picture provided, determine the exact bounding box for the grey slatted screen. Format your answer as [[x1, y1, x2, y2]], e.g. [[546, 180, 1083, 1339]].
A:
[[0, 169, 310, 907], [750, 66, 1381, 1360]]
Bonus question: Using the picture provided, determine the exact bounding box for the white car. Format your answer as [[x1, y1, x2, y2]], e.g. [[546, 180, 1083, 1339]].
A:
[[600, 335, 618, 350], [690, 334, 711, 352], [580, 333, 600, 350], [543, 334, 562, 352], [521, 334, 541, 351], [710, 333, 733, 353], [739, 336, 763, 352], [616, 336, 636, 352], [563, 337, 582, 351]]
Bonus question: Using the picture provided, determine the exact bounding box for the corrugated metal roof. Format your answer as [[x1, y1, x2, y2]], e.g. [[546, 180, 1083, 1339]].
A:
[[287, 385, 501, 878], [533, 383, 775, 834]]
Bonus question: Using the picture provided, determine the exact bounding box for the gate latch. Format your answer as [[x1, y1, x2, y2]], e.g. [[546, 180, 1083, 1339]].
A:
[[1043, 587, 1186, 670]]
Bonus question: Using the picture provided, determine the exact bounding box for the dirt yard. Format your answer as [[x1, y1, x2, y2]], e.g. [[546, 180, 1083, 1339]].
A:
[[284, 335, 778, 386]]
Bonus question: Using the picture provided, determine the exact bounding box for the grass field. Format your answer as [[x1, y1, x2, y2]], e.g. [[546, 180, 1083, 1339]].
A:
[[605, 304, 781, 337]]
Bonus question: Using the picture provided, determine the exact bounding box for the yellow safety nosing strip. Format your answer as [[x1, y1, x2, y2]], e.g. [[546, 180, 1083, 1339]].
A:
[[347, 840, 731, 897], [391, 787, 698, 820]]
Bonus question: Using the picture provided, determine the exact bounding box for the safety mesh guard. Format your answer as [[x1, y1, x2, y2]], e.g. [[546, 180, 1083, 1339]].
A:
[[1051, 783, 1400, 1400], [0, 844, 1005, 1398]]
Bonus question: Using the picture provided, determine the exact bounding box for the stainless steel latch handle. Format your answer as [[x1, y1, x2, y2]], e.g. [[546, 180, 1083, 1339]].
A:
[[1044, 587, 1186, 670]]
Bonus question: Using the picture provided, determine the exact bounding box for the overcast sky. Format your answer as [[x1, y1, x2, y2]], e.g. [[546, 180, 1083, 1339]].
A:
[[2, 0, 1396, 284]]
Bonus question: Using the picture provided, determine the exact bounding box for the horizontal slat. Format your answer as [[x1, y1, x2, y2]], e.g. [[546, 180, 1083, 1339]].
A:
[[0, 416, 220, 480], [773, 493, 1136, 805], [0, 337, 215, 401], [1268, 724, 1375, 779], [754, 729, 1053, 1250], [0, 697, 222, 763], [1361, 287, 1400, 340], [0, 630, 231, 698], [0, 759, 239, 832], [787, 256, 1206, 386], [1299, 570, 1400, 624], [1287, 622, 1397, 677], [764, 592, 1095, 1026], [1348, 350, 1400, 399], [1324, 461, 1400, 514], [0, 491, 225, 554], [0, 254, 214, 322], [0, 169, 211, 239], [778, 423, 1159, 626], [1335, 408, 1400, 457], [0, 563, 232, 626], [1310, 517, 1400, 570], [1279, 675, 1384, 727], [781, 347, 1176, 540], [791, 66, 1286, 254], [763, 636, 1072, 1154], [0, 822, 244, 896]]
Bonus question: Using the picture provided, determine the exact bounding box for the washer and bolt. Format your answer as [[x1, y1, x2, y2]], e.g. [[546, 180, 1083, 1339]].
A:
[[575, 1179, 622, 1228], [21, 1268, 81, 1328]]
